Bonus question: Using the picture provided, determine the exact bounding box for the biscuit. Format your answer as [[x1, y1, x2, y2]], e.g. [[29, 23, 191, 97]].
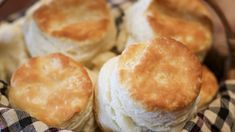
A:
[[123, 0, 212, 60], [9, 53, 94, 131], [24, 0, 116, 62], [96, 38, 202, 131]]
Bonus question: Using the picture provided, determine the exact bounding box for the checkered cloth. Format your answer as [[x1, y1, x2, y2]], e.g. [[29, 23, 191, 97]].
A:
[[0, 80, 234, 132], [183, 82, 235, 132], [0, 0, 235, 131]]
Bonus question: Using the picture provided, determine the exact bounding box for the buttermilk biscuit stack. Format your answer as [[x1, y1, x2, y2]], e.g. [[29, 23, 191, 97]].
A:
[[118, 0, 212, 60], [24, 0, 116, 63], [96, 38, 202, 132]]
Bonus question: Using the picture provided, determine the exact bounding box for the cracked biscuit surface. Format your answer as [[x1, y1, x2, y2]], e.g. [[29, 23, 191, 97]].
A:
[[9, 53, 94, 131], [96, 38, 202, 132]]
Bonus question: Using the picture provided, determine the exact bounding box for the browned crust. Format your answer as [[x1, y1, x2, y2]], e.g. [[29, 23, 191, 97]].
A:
[[9, 53, 93, 126], [146, 0, 212, 53], [118, 38, 202, 112], [33, 0, 110, 41], [198, 66, 218, 108]]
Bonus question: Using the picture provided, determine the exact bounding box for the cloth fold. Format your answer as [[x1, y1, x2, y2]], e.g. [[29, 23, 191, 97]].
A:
[[183, 83, 235, 132]]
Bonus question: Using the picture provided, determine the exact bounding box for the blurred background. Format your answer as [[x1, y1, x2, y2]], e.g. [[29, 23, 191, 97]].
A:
[[0, 0, 36, 20], [1, 0, 233, 25], [0, 0, 234, 81]]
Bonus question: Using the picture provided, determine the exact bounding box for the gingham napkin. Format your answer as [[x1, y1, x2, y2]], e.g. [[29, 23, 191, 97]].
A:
[[0, 80, 234, 132], [0, 0, 234, 132], [183, 82, 235, 131]]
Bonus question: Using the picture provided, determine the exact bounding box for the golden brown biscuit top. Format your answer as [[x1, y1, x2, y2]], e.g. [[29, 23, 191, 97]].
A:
[[9, 53, 93, 126], [147, 0, 212, 53], [33, 0, 110, 41], [118, 38, 202, 112], [199, 66, 218, 108]]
